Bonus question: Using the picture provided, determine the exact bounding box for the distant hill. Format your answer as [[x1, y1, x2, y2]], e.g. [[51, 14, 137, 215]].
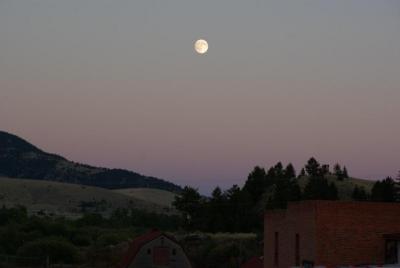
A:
[[0, 131, 181, 192], [113, 188, 177, 208], [0, 177, 175, 217]]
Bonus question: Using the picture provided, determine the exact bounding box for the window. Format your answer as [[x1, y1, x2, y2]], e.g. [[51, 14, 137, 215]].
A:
[[295, 234, 300, 266], [274, 232, 279, 266], [147, 248, 151, 255], [172, 249, 177, 256]]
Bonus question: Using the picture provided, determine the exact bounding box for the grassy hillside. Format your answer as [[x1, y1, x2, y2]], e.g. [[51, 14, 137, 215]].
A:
[[0, 177, 174, 217], [113, 188, 177, 208], [297, 175, 375, 200]]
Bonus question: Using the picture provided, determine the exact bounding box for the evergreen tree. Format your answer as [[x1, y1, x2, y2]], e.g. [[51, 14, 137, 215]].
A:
[[352, 186, 368, 201], [334, 163, 343, 180], [265, 178, 302, 209], [243, 166, 268, 203], [305, 157, 321, 177], [303, 177, 338, 200], [267, 167, 276, 178], [274, 162, 284, 178], [224, 185, 254, 232], [321, 165, 330, 177], [285, 163, 296, 178], [172, 186, 203, 229], [207, 186, 227, 232], [289, 179, 302, 201], [342, 166, 349, 178], [371, 177, 396, 202], [299, 168, 306, 178]]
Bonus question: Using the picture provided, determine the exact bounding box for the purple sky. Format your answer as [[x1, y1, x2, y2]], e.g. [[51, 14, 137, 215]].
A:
[[1, 1, 399, 193]]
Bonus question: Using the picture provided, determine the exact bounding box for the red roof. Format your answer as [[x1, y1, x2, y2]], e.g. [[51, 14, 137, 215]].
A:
[[241, 256, 263, 268], [117, 229, 179, 268]]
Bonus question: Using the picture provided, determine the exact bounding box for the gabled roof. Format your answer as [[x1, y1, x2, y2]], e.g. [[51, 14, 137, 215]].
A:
[[117, 229, 179, 268]]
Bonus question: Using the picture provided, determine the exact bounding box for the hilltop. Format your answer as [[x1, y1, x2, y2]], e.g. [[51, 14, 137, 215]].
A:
[[0, 131, 181, 192]]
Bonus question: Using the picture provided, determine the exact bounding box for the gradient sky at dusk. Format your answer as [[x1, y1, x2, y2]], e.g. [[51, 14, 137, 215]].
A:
[[1, 1, 399, 193]]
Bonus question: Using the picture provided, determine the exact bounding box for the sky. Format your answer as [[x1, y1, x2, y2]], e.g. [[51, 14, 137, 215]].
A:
[[1, 0, 399, 194]]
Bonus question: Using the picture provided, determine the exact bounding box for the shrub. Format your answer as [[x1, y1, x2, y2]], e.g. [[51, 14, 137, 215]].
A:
[[16, 238, 79, 266]]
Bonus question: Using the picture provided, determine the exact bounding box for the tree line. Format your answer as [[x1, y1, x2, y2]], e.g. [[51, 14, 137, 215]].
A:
[[174, 157, 400, 233]]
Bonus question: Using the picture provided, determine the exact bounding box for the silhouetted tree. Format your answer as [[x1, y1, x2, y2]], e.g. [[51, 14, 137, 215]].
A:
[[243, 166, 268, 203], [343, 166, 349, 178], [334, 163, 343, 180], [173, 186, 203, 229], [267, 167, 276, 178], [285, 163, 296, 178], [206, 186, 227, 232], [266, 177, 302, 209], [299, 168, 306, 178], [352, 186, 368, 201], [371, 177, 396, 202], [303, 177, 338, 200], [305, 157, 321, 177], [321, 165, 330, 177], [274, 162, 284, 178]]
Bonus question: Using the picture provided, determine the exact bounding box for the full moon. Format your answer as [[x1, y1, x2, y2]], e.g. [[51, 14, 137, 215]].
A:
[[194, 39, 208, 54]]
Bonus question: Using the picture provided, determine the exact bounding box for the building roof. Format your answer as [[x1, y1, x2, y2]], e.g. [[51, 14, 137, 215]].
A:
[[241, 256, 263, 268], [118, 229, 179, 268], [265, 200, 400, 217]]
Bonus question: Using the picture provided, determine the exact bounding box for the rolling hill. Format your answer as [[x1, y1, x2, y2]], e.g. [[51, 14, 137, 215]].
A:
[[0, 131, 181, 192], [0, 177, 175, 217], [114, 188, 177, 208]]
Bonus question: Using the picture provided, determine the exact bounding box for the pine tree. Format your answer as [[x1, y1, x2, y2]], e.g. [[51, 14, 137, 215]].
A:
[[321, 164, 330, 177], [285, 163, 296, 178], [274, 162, 284, 178], [172, 186, 203, 229], [371, 177, 396, 202], [343, 166, 349, 178], [243, 166, 268, 203], [303, 177, 338, 200], [305, 157, 321, 177], [299, 168, 306, 178], [334, 163, 343, 180]]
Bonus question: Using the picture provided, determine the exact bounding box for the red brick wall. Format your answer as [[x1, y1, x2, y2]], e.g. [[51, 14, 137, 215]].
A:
[[315, 201, 400, 267], [264, 201, 400, 268], [264, 201, 318, 268]]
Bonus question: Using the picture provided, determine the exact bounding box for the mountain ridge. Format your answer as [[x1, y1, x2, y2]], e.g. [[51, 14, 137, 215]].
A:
[[0, 131, 181, 192]]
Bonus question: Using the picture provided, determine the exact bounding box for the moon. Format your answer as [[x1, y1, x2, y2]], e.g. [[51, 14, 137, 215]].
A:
[[194, 39, 208, 54]]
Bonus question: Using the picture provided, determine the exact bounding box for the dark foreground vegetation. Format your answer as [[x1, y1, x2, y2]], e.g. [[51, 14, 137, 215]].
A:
[[0, 206, 261, 268], [0, 206, 180, 267]]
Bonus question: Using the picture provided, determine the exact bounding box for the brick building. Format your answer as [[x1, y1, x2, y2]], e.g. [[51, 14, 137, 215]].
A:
[[264, 201, 400, 268]]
